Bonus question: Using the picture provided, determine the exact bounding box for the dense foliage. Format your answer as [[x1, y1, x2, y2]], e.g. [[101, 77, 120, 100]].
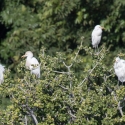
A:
[[1, 44, 125, 124], [1, 0, 125, 124]]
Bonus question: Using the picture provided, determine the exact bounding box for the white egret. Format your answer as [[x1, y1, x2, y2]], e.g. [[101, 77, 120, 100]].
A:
[[22, 51, 40, 78], [0, 64, 5, 84], [91, 25, 104, 52], [114, 57, 125, 85]]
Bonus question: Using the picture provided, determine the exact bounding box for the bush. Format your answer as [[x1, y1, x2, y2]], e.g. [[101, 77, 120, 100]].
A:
[[1, 39, 125, 124]]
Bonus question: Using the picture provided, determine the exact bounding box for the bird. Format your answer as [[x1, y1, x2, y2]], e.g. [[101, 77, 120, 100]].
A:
[[22, 51, 40, 78], [91, 25, 104, 52], [0, 64, 5, 84], [114, 57, 125, 85]]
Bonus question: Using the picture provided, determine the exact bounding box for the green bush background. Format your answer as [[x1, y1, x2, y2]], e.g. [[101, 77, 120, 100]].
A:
[[1, 0, 125, 124]]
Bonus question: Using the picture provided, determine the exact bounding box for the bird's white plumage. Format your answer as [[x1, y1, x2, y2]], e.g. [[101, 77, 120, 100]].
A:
[[114, 57, 125, 83], [22, 51, 40, 78], [92, 25, 103, 49], [0, 64, 5, 84]]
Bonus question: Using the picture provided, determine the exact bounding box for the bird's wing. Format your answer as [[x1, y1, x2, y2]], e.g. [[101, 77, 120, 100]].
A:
[[92, 33, 101, 47], [114, 59, 125, 82], [96, 30, 102, 36], [116, 60, 125, 74], [92, 29, 102, 36], [31, 67, 40, 78], [92, 31, 95, 41], [92, 31, 96, 44], [30, 57, 40, 70], [121, 59, 125, 64], [0, 64, 5, 72], [30, 57, 40, 78], [31, 57, 39, 64]]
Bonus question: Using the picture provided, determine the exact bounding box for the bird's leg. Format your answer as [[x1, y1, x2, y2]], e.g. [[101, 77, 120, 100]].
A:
[[95, 46, 99, 55], [117, 80, 119, 86], [94, 47, 96, 53], [97, 45, 99, 54], [95, 46, 98, 54], [116, 80, 120, 89]]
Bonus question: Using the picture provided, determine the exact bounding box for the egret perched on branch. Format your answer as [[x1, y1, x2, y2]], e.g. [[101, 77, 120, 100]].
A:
[[114, 57, 125, 85], [91, 25, 104, 52], [0, 64, 5, 84], [22, 51, 40, 78]]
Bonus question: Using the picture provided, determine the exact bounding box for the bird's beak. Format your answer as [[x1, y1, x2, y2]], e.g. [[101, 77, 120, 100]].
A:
[[21, 55, 26, 58], [101, 26, 105, 30]]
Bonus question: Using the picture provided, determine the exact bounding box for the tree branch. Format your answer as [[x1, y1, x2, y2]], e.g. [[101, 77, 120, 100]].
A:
[[78, 63, 99, 86], [58, 84, 68, 90], [53, 70, 69, 74], [22, 98, 38, 125], [24, 115, 28, 125], [113, 91, 123, 117], [78, 47, 105, 86], [68, 110, 76, 118]]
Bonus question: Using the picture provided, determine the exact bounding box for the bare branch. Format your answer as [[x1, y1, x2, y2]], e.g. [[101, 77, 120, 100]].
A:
[[58, 85, 68, 90], [72, 40, 83, 62], [62, 39, 84, 73], [103, 73, 114, 83], [78, 47, 106, 86], [24, 115, 28, 125], [25, 106, 38, 125], [63, 61, 72, 72], [118, 101, 124, 117], [68, 110, 76, 118], [113, 91, 124, 117], [18, 86, 26, 94], [53, 70, 69, 74], [78, 63, 99, 86], [22, 98, 39, 125]]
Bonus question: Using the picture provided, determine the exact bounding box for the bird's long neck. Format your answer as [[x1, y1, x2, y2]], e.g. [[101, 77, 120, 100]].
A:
[[25, 56, 32, 68]]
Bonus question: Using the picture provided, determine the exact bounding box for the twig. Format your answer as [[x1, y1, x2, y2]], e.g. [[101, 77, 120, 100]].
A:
[[24, 115, 28, 125], [42, 48, 45, 57], [72, 40, 83, 62], [23, 98, 39, 125], [118, 101, 124, 117], [68, 110, 76, 118], [53, 39, 83, 82], [58, 85, 68, 90], [53, 70, 69, 74], [113, 91, 123, 117], [103, 73, 114, 83], [97, 46, 105, 55], [78, 47, 105, 86], [18, 86, 26, 94], [63, 61, 72, 88], [62, 39, 83, 73], [63, 62, 72, 73], [27, 107, 38, 125], [78, 63, 99, 86]]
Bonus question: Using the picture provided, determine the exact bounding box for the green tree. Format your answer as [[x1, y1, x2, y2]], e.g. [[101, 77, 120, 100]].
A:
[[1, 0, 125, 124], [1, 41, 125, 124]]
